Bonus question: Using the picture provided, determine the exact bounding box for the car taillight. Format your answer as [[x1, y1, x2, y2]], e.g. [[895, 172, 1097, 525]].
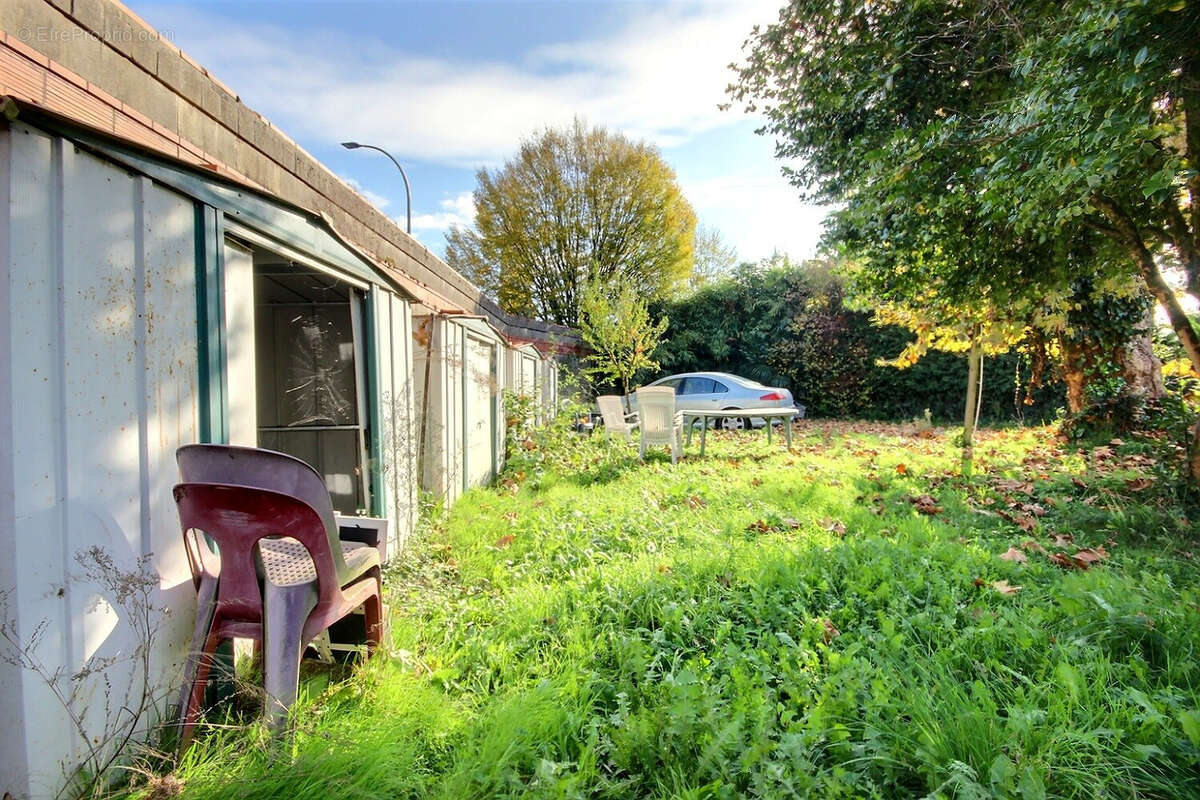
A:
[[760, 392, 785, 401]]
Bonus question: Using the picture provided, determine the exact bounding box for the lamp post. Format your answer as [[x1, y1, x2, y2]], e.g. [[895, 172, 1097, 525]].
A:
[[341, 141, 412, 234]]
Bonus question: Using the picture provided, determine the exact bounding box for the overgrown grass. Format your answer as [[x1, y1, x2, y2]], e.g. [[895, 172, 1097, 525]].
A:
[[135, 422, 1200, 799]]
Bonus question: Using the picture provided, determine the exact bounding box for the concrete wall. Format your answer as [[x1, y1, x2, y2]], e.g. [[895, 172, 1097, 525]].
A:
[[0, 122, 199, 798]]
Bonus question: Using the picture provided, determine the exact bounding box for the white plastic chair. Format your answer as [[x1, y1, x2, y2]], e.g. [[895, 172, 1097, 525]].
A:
[[597, 394, 638, 442], [635, 386, 683, 463]]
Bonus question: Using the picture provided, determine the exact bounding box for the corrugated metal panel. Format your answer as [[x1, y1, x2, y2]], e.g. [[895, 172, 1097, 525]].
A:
[[371, 287, 417, 555], [464, 334, 496, 488], [1, 122, 199, 797]]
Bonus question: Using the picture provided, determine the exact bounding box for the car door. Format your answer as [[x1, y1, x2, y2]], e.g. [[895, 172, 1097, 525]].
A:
[[678, 376, 719, 411]]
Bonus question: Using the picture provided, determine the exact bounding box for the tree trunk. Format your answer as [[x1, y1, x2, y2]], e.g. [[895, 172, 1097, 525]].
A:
[[1059, 340, 1093, 414], [1114, 311, 1165, 402], [1059, 311, 1163, 415], [961, 344, 982, 477], [1091, 194, 1200, 483]]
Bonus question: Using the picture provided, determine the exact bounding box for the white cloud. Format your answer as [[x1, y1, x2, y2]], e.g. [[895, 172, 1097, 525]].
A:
[[136, 2, 778, 166], [682, 171, 831, 264], [410, 191, 476, 234]]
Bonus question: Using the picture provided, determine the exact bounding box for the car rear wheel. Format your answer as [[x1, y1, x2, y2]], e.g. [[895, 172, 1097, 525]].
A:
[[720, 411, 752, 431]]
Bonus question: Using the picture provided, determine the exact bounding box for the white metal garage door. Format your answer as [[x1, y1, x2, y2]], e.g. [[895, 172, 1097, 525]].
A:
[[465, 335, 496, 487]]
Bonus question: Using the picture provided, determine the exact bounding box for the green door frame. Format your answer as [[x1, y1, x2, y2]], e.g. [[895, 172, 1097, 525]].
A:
[[194, 203, 228, 444]]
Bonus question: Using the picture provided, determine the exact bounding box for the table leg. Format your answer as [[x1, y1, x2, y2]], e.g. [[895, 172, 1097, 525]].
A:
[[686, 416, 694, 447], [700, 422, 708, 457], [786, 415, 794, 450], [767, 418, 773, 445]]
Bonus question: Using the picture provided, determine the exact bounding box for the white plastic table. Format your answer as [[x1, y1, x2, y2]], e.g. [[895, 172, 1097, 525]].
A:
[[682, 407, 802, 456]]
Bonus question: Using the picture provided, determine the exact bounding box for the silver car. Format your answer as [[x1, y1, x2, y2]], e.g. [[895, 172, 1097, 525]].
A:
[[631, 372, 800, 430]]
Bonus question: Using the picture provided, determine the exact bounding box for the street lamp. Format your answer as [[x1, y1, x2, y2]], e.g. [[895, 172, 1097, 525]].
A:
[[341, 141, 412, 234]]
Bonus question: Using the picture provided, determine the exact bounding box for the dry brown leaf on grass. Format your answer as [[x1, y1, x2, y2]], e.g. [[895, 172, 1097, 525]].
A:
[[493, 534, 515, 549], [750, 477, 764, 487], [821, 618, 841, 643], [686, 495, 706, 509], [1020, 540, 1047, 555], [1072, 547, 1109, 568], [993, 478, 1034, 495], [993, 580, 1022, 595], [896, 463, 908, 475], [821, 518, 847, 536], [910, 495, 943, 515], [999, 510, 1038, 531], [1050, 532, 1075, 547], [1016, 502, 1047, 517], [1124, 477, 1153, 491], [1047, 552, 1076, 569], [999, 547, 1028, 563]]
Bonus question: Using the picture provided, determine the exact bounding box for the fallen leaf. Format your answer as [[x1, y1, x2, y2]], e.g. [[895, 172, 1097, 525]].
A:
[[750, 477, 764, 487], [1072, 477, 1088, 489], [1020, 539, 1047, 555], [993, 580, 1022, 595], [821, 618, 841, 642], [896, 463, 908, 475], [1050, 532, 1075, 547], [999, 547, 1028, 563], [1124, 477, 1153, 491], [993, 478, 1034, 494], [493, 534, 515, 549], [686, 495, 707, 509], [1048, 552, 1078, 569], [1071, 547, 1109, 568], [973, 577, 986, 587], [910, 495, 943, 515], [821, 518, 847, 536]]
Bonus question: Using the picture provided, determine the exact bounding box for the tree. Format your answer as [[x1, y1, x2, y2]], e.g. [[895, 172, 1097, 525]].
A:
[[579, 281, 669, 404], [445, 119, 696, 326], [730, 0, 1198, 476], [688, 225, 739, 291]]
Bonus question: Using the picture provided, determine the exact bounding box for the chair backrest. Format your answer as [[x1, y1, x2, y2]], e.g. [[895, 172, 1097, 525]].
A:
[[596, 395, 630, 430], [173, 483, 341, 620], [635, 386, 677, 437], [177, 444, 351, 582]]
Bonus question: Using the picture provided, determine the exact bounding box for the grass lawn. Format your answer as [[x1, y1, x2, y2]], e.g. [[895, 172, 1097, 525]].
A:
[[150, 422, 1200, 799]]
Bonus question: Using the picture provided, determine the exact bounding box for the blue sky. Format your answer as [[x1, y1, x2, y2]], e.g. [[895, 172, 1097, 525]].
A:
[[127, 0, 829, 265]]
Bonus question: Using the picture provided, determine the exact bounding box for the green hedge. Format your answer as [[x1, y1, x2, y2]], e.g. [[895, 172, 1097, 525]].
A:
[[651, 262, 1063, 423]]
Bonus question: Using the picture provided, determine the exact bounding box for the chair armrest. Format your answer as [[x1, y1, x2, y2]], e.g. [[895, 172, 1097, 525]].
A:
[[624, 412, 639, 421]]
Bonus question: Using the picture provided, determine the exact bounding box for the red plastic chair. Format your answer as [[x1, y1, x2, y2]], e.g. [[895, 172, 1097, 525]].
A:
[[172, 445, 383, 743]]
